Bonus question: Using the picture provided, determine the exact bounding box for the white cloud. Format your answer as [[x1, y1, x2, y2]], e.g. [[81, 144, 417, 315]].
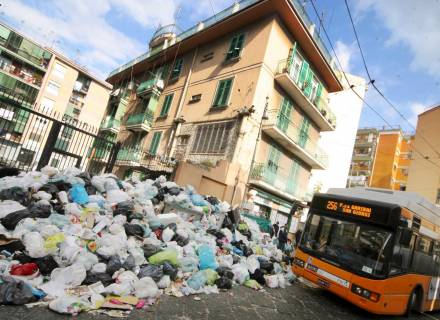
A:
[[355, 0, 440, 77], [408, 102, 429, 127], [334, 40, 356, 73]]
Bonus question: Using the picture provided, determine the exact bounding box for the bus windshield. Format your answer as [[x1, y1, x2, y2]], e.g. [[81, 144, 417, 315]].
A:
[[300, 213, 393, 277]]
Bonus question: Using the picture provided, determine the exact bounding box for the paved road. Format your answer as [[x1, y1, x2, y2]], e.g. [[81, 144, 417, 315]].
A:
[[1, 281, 439, 319]]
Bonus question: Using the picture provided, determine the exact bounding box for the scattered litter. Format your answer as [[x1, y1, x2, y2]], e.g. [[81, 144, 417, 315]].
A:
[[0, 166, 294, 316]]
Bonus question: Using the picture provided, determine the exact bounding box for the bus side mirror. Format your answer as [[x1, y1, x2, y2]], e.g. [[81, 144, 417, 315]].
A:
[[399, 228, 413, 246]]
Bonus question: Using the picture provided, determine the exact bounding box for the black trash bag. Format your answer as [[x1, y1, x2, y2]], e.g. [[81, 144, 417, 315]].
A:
[[250, 269, 266, 285], [12, 252, 33, 264], [28, 202, 52, 218], [162, 262, 178, 281], [0, 209, 31, 230], [51, 202, 65, 215], [215, 277, 232, 289], [39, 183, 59, 196], [0, 275, 36, 305], [216, 267, 234, 280], [83, 272, 113, 287], [142, 244, 162, 258], [152, 181, 162, 189], [167, 187, 180, 196], [106, 256, 122, 275], [167, 223, 177, 232], [50, 180, 72, 192], [138, 265, 163, 282], [34, 256, 58, 276], [77, 172, 92, 185], [242, 245, 253, 257], [0, 167, 19, 178], [259, 260, 274, 273], [0, 234, 25, 252], [151, 198, 160, 205], [113, 201, 135, 217], [0, 187, 30, 206], [122, 255, 136, 271], [172, 234, 189, 247], [221, 215, 234, 230], [207, 229, 225, 240], [232, 255, 241, 265], [124, 223, 144, 237], [206, 196, 220, 206], [85, 184, 97, 196], [128, 213, 144, 222]]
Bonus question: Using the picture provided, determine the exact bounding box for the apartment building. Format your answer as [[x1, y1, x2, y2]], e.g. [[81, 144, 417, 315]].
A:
[[347, 127, 413, 190], [102, 0, 344, 222], [407, 105, 440, 204], [0, 22, 112, 169]]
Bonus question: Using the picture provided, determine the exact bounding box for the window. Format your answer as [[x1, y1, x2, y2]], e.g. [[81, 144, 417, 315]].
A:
[[46, 81, 60, 96], [226, 33, 245, 61], [149, 131, 162, 155], [28, 132, 42, 142], [213, 78, 233, 108], [50, 158, 60, 167], [53, 63, 66, 79], [40, 97, 55, 111], [189, 94, 202, 103], [191, 121, 234, 154], [159, 94, 173, 117], [170, 58, 183, 80]]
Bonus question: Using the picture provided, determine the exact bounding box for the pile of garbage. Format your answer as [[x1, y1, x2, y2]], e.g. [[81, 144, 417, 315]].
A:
[[0, 166, 295, 316]]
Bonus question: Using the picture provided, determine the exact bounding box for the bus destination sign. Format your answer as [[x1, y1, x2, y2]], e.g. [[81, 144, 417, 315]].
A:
[[326, 200, 372, 218]]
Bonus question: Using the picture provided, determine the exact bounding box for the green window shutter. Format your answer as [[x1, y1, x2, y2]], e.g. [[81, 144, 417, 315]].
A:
[[160, 94, 174, 116], [314, 83, 323, 105], [170, 58, 183, 79], [13, 109, 29, 134], [298, 60, 309, 88], [213, 78, 233, 107], [298, 117, 310, 148], [277, 97, 293, 132], [266, 145, 282, 184], [303, 69, 314, 97], [149, 131, 162, 155], [226, 33, 245, 60], [287, 42, 297, 71], [287, 160, 300, 194]]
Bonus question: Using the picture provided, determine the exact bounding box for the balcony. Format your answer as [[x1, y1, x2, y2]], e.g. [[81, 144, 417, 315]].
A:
[[355, 139, 375, 147], [116, 147, 176, 174], [249, 163, 306, 202], [136, 78, 164, 97], [100, 117, 121, 134], [352, 153, 372, 161], [54, 138, 70, 152], [262, 109, 328, 169], [275, 59, 336, 131], [0, 62, 42, 88], [125, 110, 154, 132]]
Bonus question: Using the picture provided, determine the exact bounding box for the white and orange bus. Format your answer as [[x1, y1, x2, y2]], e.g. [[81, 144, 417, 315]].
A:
[[293, 188, 440, 316]]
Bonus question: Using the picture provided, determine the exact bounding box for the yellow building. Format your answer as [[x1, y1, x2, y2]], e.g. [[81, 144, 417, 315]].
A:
[[102, 0, 345, 221], [407, 105, 440, 203], [0, 22, 112, 169], [347, 128, 413, 190]]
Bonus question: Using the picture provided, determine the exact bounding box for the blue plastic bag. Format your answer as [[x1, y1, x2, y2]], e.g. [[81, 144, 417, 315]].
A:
[[198, 244, 218, 270], [187, 271, 207, 290], [69, 184, 89, 205], [190, 194, 208, 207]]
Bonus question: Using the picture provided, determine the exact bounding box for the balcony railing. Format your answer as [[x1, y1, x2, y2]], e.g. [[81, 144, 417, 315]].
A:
[[136, 78, 164, 95], [277, 59, 336, 126], [250, 162, 305, 200], [117, 148, 142, 162], [125, 111, 154, 127], [0, 62, 42, 87], [100, 117, 120, 131], [264, 109, 329, 168], [116, 146, 177, 174]]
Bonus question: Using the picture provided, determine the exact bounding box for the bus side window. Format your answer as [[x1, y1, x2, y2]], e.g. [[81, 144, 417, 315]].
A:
[[412, 237, 436, 275], [390, 232, 415, 275]]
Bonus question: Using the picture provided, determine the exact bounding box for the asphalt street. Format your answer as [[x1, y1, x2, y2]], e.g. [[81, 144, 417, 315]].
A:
[[1, 281, 439, 320]]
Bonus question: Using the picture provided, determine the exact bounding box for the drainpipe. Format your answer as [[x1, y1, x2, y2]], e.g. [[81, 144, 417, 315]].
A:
[[166, 46, 199, 157]]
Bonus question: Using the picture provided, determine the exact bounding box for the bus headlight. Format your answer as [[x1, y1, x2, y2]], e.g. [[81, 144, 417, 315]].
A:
[[293, 257, 305, 268], [351, 284, 380, 302]]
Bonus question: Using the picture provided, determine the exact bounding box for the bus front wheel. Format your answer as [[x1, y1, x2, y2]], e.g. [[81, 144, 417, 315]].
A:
[[406, 288, 422, 317]]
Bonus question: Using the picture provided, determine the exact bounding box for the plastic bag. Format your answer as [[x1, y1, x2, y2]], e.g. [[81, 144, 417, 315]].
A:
[[186, 271, 207, 290], [162, 262, 178, 281], [0, 275, 36, 305], [246, 255, 260, 274], [0, 209, 31, 230], [44, 233, 65, 251], [162, 227, 175, 242], [231, 264, 249, 285], [107, 189, 130, 204], [216, 266, 234, 280], [148, 249, 178, 266], [142, 244, 162, 258], [91, 263, 107, 274], [278, 274, 287, 289], [217, 275, 234, 289], [250, 269, 266, 285], [217, 255, 233, 268], [244, 279, 262, 290], [124, 223, 144, 237], [179, 257, 199, 273], [23, 232, 47, 258], [73, 251, 98, 271], [69, 184, 89, 205], [0, 200, 26, 219], [202, 269, 219, 285], [138, 265, 163, 282], [157, 275, 171, 289], [34, 256, 59, 276], [48, 296, 90, 315], [264, 274, 279, 288], [198, 245, 218, 270], [106, 256, 122, 276], [133, 277, 159, 298], [83, 272, 113, 287], [0, 187, 30, 206]]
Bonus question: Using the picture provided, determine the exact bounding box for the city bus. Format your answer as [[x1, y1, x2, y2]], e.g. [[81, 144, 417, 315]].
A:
[[293, 188, 440, 316]]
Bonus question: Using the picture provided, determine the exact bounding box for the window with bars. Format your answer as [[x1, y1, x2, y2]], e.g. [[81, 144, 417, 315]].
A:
[[191, 121, 234, 154], [213, 78, 233, 108], [159, 94, 173, 117]]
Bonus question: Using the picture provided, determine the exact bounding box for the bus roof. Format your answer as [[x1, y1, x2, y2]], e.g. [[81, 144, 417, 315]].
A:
[[327, 187, 440, 225]]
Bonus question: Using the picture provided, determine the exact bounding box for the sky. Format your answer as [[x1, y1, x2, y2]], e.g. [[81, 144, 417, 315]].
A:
[[1, 0, 439, 131]]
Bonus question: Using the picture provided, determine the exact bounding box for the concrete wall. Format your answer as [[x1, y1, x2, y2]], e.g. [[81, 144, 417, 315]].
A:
[[407, 107, 440, 203]]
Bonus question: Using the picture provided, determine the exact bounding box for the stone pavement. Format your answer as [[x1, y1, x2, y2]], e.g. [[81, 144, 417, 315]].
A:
[[0, 282, 438, 320]]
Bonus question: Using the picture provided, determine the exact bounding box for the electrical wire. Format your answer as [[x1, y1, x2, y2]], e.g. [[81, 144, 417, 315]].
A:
[[343, 0, 440, 158], [308, 0, 440, 174]]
